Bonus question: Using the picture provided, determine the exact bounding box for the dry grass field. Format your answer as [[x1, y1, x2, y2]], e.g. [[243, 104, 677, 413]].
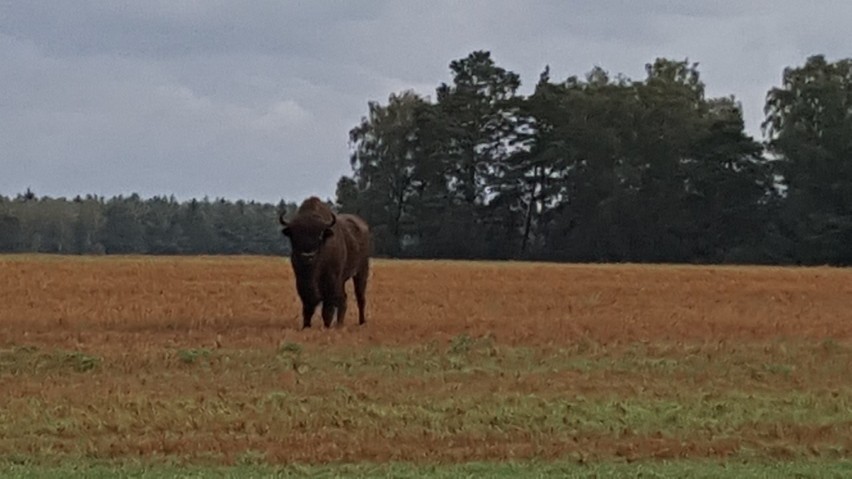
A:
[[0, 255, 850, 476]]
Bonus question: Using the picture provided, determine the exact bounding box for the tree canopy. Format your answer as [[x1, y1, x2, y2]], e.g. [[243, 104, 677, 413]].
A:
[[337, 51, 836, 264]]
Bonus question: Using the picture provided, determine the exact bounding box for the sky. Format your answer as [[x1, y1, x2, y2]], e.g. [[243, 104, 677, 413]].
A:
[[2, 1, 850, 204]]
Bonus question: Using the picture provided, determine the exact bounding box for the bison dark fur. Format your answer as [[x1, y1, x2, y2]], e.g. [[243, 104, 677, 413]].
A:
[[279, 197, 371, 328]]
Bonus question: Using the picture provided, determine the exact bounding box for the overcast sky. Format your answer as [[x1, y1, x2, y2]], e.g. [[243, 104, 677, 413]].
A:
[[2, 1, 850, 204]]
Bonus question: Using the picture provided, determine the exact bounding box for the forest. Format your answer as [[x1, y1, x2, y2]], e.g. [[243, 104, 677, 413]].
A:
[[1, 52, 850, 265]]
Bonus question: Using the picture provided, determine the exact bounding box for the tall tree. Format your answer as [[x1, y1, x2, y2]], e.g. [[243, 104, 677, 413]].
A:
[[411, 51, 523, 258], [178, 198, 215, 254], [0, 214, 23, 252], [434, 50, 522, 206], [764, 54, 852, 264], [73, 196, 105, 254], [528, 66, 637, 260], [690, 97, 776, 259], [140, 196, 181, 254], [99, 196, 146, 254], [343, 90, 429, 255]]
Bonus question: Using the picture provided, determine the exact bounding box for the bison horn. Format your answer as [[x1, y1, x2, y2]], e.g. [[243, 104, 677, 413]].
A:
[[279, 211, 288, 226], [327, 213, 337, 228]]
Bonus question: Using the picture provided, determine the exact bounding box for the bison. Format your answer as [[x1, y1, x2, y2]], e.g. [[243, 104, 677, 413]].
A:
[[279, 197, 371, 328]]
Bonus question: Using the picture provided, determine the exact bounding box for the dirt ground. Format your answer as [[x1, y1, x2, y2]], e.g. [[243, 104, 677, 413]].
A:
[[1, 255, 850, 347], [0, 256, 850, 464]]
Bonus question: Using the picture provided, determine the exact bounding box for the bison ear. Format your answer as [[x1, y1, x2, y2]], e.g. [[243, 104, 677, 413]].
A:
[[281, 226, 291, 237], [321, 227, 334, 241]]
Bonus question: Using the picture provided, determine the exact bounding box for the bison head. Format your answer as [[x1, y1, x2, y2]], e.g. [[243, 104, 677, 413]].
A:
[[279, 212, 336, 262]]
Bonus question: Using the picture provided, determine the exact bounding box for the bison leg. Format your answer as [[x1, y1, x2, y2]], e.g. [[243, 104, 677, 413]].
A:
[[335, 290, 348, 327], [354, 261, 369, 325], [301, 301, 318, 329], [319, 275, 346, 328], [321, 301, 336, 328]]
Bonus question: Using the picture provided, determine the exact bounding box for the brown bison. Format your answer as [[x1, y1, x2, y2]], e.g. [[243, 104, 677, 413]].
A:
[[279, 197, 371, 328]]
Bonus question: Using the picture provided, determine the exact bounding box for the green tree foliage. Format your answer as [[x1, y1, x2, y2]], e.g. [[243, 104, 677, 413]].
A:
[[414, 50, 526, 258], [337, 51, 832, 264], [0, 214, 23, 252], [100, 195, 146, 254], [764, 55, 852, 264], [342, 90, 429, 255], [0, 192, 294, 256]]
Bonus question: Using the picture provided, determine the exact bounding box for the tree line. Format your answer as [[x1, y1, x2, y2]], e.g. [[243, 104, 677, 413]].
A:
[[336, 52, 851, 265], [1, 52, 850, 264], [0, 192, 296, 255]]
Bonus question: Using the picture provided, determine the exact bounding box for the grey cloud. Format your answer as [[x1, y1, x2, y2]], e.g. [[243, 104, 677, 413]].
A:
[[3, 1, 387, 59], [1, 1, 851, 203]]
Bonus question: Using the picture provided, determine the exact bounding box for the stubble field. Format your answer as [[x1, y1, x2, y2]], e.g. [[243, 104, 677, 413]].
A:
[[0, 255, 851, 477]]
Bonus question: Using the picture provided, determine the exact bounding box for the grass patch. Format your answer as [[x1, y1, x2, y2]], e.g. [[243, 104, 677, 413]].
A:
[[1, 383, 848, 450], [0, 347, 101, 374], [278, 341, 303, 355], [176, 348, 213, 365], [0, 459, 850, 478]]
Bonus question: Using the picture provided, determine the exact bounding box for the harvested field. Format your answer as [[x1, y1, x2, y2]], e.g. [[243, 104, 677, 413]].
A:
[[0, 255, 850, 474]]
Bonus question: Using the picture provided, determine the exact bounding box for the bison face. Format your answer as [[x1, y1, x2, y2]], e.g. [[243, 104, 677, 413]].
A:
[[280, 212, 336, 263]]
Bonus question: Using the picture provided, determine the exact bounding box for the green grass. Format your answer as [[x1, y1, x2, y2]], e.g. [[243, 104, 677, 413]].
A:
[[176, 348, 213, 365], [0, 346, 101, 373], [4, 388, 846, 444], [1, 459, 851, 478], [1, 340, 849, 466]]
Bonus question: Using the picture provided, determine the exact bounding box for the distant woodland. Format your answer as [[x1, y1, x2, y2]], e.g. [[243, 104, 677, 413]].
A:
[[2, 52, 850, 265]]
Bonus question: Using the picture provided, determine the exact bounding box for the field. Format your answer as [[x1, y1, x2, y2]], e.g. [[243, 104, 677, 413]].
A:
[[1, 255, 851, 477]]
